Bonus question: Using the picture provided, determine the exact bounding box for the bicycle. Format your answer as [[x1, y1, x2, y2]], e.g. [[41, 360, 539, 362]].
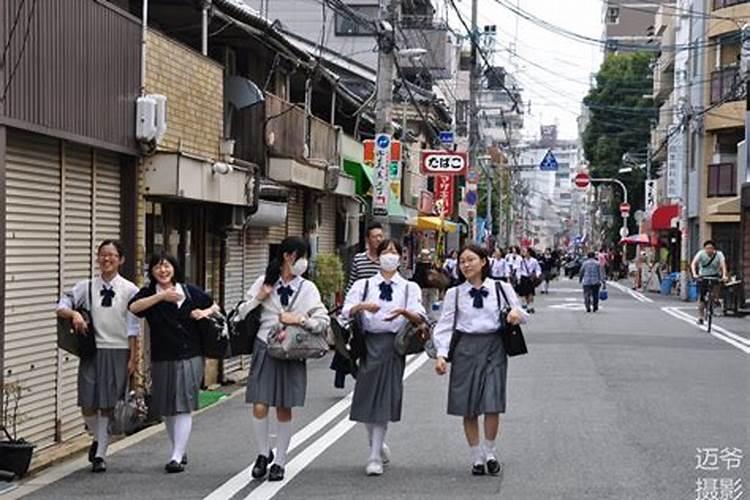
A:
[[697, 276, 722, 333]]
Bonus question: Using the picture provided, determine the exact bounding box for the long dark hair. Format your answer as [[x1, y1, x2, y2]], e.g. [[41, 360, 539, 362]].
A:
[[97, 239, 125, 257], [264, 236, 309, 286], [456, 244, 491, 283], [147, 252, 183, 286]]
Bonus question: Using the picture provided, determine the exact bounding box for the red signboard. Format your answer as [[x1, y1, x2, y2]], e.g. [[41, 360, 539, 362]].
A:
[[434, 175, 454, 217], [574, 172, 590, 189], [421, 150, 467, 176], [364, 140, 401, 165]]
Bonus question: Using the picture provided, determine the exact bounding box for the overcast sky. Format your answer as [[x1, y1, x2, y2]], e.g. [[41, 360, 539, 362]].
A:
[[448, 0, 604, 141]]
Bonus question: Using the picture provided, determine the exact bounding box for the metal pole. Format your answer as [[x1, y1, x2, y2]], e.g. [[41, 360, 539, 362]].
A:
[[679, 99, 691, 300], [468, 0, 479, 242], [374, 0, 400, 134]]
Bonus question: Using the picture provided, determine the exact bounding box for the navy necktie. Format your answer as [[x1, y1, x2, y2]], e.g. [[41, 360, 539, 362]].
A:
[[278, 285, 294, 307], [379, 282, 394, 302], [100, 287, 115, 307], [469, 287, 488, 308]]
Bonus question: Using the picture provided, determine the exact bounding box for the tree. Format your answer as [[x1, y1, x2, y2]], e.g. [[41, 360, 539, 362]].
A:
[[582, 52, 657, 244]]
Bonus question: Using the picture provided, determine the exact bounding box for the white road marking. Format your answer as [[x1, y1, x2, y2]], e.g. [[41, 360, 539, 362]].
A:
[[549, 303, 587, 311], [238, 354, 431, 500], [607, 281, 654, 303], [661, 307, 750, 354]]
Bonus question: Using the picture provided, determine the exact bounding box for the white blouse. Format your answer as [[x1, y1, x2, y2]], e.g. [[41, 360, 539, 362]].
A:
[[432, 278, 529, 358], [341, 272, 426, 334], [491, 258, 510, 278], [236, 275, 330, 343], [517, 257, 542, 278]]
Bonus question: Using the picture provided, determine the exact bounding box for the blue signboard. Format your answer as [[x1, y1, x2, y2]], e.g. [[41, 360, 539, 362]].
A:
[[466, 190, 478, 207], [439, 131, 454, 146], [539, 150, 559, 171]]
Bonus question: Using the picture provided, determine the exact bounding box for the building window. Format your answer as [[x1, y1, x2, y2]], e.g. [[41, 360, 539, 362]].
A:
[[605, 6, 619, 24], [707, 163, 737, 197], [335, 5, 378, 36]]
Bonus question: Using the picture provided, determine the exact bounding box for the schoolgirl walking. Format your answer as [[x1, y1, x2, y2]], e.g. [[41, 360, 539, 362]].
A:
[[235, 237, 330, 482], [433, 245, 528, 476], [56, 240, 140, 473], [129, 253, 220, 473], [341, 239, 427, 476]]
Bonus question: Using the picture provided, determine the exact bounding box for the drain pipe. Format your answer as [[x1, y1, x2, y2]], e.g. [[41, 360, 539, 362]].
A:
[[140, 0, 148, 95], [201, 1, 211, 56]]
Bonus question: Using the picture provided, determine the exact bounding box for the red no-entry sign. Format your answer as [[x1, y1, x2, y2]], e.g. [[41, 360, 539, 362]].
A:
[[620, 202, 631, 217], [574, 172, 590, 189]]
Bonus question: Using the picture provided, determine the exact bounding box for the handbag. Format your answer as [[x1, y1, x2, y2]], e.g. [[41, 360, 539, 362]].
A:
[[183, 285, 230, 359], [57, 280, 97, 359], [599, 283, 608, 301], [227, 301, 262, 356], [393, 283, 431, 356], [110, 379, 147, 436], [495, 281, 528, 357], [266, 282, 328, 360]]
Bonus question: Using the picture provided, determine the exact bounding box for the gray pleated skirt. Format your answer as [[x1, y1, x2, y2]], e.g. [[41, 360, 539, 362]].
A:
[[77, 348, 130, 409], [246, 338, 307, 408], [150, 356, 204, 417], [350, 332, 405, 423], [448, 332, 508, 417]]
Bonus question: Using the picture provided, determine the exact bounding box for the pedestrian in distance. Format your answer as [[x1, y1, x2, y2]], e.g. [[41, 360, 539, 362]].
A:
[[234, 237, 330, 482], [128, 253, 220, 473], [538, 248, 555, 294], [56, 240, 140, 473], [515, 247, 542, 313], [341, 239, 427, 476], [331, 222, 385, 388], [504, 246, 522, 285], [433, 245, 528, 477], [491, 248, 511, 282], [442, 249, 459, 287], [580, 251, 605, 313]]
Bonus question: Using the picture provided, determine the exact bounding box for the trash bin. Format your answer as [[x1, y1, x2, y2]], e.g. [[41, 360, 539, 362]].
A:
[[687, 281, 699, 302], [660, 276, 674, 295]]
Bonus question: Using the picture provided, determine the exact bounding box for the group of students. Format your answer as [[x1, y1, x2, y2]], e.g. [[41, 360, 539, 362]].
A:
[[56, 234, 529, 481]]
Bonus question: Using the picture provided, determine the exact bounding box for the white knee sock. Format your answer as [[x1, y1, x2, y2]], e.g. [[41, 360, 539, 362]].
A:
[[253, 416, 271, 457], [95, 415, 109, 458], [170, 414, 192, 463], [164, 416, 176, 446], [483, 439, 497, 460], [470, 445, 484, 465], [273, 421, 292, 467], [365, 423, 374, 446], [368, 423, 387, 462], [83, 415, 98, 438]]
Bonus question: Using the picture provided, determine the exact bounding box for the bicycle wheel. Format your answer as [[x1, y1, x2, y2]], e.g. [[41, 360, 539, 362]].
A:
[[707, 295, 714, 333]]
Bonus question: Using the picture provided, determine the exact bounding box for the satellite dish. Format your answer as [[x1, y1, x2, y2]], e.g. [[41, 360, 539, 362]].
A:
[[224, 76, 264, 110]]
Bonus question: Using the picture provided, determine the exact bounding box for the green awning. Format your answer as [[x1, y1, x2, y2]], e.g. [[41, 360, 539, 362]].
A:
[[343, 159, 374, 195]]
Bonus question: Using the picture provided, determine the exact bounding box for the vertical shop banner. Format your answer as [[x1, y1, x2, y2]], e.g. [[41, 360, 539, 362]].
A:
[[666, 126, 683, 199], [389, 140, 402, 203], [435, 175, 455, 217], [373, 134, 390, 216]]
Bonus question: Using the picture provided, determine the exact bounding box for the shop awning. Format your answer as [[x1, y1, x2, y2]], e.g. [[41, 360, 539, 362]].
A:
[[651, 204, 680, 230], [343, 159, 374, 195], [410, 216, 458, 233]]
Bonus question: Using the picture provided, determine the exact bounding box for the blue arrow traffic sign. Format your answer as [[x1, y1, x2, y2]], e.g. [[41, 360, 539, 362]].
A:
[[539, 150, 559, 171], [466, 190, 478, 207], [376, 134, 390, 149]]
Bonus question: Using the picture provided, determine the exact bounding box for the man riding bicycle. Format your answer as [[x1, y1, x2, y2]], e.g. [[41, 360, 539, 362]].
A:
[[690, 240, 728, 325]]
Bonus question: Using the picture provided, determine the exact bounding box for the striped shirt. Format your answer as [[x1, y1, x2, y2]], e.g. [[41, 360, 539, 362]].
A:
[[346, 251, 380, 293]]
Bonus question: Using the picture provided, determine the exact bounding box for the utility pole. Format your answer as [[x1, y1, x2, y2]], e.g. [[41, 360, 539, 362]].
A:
[[374, 0, 400, 134], [468, 0, 479, 241]]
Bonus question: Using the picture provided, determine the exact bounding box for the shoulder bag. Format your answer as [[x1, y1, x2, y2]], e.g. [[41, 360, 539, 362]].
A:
[[57, 280, 97, 359], [393, 283, 430, 356], [267, 282, 329, 360], [495, 282, 528, 357]]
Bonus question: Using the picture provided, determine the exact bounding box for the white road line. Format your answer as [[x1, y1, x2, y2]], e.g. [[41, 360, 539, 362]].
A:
[[238, 354, 431, 500], [670, 307, 750, 347], [661, 307, 750, 354], [204, 354, 421, 500], [607, 281, 654, 303]]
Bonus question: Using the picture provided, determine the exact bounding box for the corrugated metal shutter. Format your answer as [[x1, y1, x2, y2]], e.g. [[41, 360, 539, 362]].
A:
[[246, 228, 269, 283], [318, 195, 337, 255], [222, 230, 245, 373], [58, 144, 93, 441], [4, 131, 61, 448], [287, 189, 305, 237], [94, 151, 122, 242]]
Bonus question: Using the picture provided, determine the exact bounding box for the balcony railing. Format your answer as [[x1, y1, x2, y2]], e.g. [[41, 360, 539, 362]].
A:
[[713, 0, 750, 9], [710, 65, 745, 104], [231, 91, 340, 169]]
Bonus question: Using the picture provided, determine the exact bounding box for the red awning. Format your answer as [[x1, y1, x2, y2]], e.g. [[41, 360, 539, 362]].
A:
[[651, 204, 680, 230]]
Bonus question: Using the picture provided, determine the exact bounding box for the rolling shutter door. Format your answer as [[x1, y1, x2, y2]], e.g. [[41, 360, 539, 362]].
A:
[[58, 144, 94, 441], [318, 195, 337, 255], [287, 189, 304, 237], [222, 230, 244, 373], [4, 131, 61, 448], [94, 151, 122, 242], [246, 227, 269, 280]]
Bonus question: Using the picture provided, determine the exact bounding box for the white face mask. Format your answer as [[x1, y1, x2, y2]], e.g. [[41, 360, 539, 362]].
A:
[[379, 254, 400, 272], [292, 258, 308, 276]]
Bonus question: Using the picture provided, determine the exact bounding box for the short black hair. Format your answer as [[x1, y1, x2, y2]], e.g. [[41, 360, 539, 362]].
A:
[[587, 251, 596, 258], [98, 239, 124, 257], [457, 244, 491, 283], [703, 240, 716, 248], [147, 252, 183, 286], [376, 238, 402, 256], [366, 222, 383, 237]]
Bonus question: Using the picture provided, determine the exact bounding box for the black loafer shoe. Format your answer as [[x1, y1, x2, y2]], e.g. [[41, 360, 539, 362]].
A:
[[471, 464, 486, 476], [88, 441, 98, 463], [91, 457, 107, 473], [487, 458, 502, 475], [165, 460, 185, 474], [181, 454, 188, 466], [251, 451, 274, 479], [268, 464, 284, 482]]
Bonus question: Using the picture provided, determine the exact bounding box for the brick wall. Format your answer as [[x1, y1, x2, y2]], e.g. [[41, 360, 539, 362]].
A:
[[145, 30, 223, 160]]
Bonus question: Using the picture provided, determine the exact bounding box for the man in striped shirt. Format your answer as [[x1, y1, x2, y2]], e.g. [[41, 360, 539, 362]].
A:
[[332, 222, 385, 388]]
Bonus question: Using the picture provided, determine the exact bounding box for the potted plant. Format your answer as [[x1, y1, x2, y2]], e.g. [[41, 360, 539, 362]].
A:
[[312, 253, 345, 310], [0, 381, 35, 478]]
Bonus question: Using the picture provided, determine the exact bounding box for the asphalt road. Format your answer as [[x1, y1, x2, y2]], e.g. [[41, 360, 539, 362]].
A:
[[12, 279, 749, 500]]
